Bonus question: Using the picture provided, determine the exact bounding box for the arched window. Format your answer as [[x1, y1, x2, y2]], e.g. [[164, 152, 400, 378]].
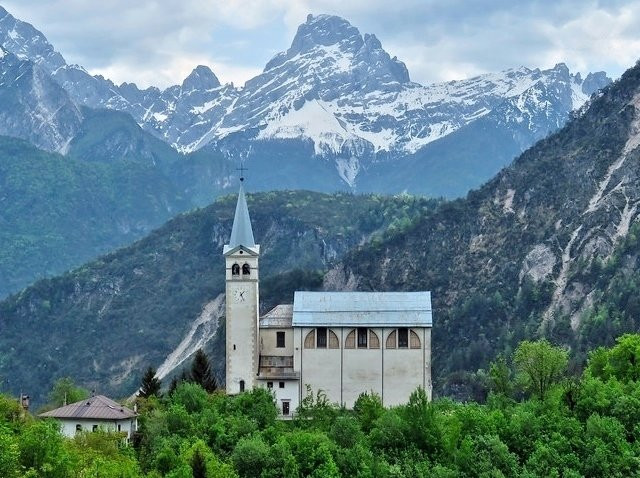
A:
[[410, 330, 421, 349], [242, 263, 250, 275], [304, 328, 339, 349], [231, 263, 240, 276], [328, 330, 339, 349], [239, 380, 245, 392], [304, 330, 315, 349], [385, 329, 421, 349], [369, 330, 380, 349], [345, 330, 355, 349], [345, 329, 379, 349], [386, 330, 397, 349]]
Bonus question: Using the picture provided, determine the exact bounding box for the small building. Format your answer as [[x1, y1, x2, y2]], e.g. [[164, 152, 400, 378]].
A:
[[224, 181, 433, 417], [39, 395, 137, 440]]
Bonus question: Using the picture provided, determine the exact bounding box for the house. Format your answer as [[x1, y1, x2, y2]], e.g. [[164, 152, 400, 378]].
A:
[[39, 394, 137, 440], [224, 181, 432, 416]]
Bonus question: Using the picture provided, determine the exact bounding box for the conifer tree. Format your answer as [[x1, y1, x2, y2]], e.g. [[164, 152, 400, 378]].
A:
[[168, 376, 179, 395], [190, 349, 217, 392], [139, 366, 162, 398], [191, 449, 207, 478]]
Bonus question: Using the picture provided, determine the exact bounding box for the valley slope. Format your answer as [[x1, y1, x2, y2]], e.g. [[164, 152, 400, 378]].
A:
[[0, 191, 433, 401], [328, 61, 640, 396]]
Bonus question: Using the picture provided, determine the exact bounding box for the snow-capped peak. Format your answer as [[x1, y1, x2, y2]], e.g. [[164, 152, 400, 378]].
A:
[[182, 65, 220, 92]]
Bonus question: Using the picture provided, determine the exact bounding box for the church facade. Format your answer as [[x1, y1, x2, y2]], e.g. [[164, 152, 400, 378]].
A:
[[224, 184, 432, 416]]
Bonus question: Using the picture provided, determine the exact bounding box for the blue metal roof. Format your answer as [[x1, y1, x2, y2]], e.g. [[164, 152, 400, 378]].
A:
[[292, 291, 432, 327]]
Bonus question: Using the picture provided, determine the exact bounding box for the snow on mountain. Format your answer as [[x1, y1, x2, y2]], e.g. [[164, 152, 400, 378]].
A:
[[0, 7, 612, 188]]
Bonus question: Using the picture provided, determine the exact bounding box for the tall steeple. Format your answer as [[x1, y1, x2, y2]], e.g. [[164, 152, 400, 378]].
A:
[[223, 176, 260, 396], [228, 183, 255, 249]]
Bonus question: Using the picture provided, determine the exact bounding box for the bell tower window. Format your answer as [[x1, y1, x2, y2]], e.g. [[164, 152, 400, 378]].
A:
[[231, 263, 240, 276], [242, 263, 251, 275]]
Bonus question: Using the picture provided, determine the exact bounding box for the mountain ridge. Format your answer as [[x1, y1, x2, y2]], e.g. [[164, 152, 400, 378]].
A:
[[0, 8, 611, 195]]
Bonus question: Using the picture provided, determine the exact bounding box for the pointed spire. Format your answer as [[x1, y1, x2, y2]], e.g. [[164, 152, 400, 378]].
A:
[[228, 183, 255, 249]]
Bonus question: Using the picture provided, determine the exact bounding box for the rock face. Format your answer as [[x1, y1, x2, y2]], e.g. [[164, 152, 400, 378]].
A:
[[330, 62, 640, 396], [0, 8, 612, 194], [0, 48, 82, 152]]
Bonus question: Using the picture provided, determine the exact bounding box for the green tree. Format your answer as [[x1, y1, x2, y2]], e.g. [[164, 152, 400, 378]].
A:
[[19, 420, 76, 478], [47, 377, 89, 407], [586, 334, 640, 382], [353, 391, 384, 433], [231, 436, 270, 478], [190, 350, 217, 393], [489, 354, 513, 397], [0, 425, 19, 478], [513, 340, 568, 400], [139, 366, 162, 398], [191, 449, 207, 478], [403, 387, 442, 454]]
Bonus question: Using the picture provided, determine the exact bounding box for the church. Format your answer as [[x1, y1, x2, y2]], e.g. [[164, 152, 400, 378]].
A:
[[223, 182, 432, 416]]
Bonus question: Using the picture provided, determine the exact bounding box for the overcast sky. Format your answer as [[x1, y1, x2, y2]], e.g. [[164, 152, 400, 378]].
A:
[[3, 0, 639, 89]]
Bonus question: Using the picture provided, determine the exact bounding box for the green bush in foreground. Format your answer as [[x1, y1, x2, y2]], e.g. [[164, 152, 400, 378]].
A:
[[4, 337, 640, 476]]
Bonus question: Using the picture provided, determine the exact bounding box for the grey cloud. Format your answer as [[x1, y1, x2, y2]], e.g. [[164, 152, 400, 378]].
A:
[[1, 0, 638, 88]]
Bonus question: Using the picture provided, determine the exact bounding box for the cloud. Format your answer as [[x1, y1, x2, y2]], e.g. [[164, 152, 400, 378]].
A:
[[2, 0, 639, 89]]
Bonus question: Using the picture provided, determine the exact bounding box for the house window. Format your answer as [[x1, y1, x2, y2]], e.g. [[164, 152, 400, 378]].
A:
[[76, 424, 82, 432], [242, 263, 251, 275], [276, 331, 285, 348], [231, 263, 240, 276], [267, 382, 273, 389], [317, 327, 327, 348], [398, 328, 409, 348], [279, 382, 285, 389], [92, 425, 98, 432], [357, 328, 368, 348], [117, 424, 122, 432], [239, 380, 245, 392], [282, 401, 290, 416]]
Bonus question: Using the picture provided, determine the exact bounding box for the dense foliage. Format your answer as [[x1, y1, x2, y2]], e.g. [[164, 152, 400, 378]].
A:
[[3, 336, 640, 477], [0, 135, 191, 298]]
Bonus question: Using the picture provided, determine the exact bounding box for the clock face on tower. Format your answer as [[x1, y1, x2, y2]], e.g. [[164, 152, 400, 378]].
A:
[[232, 287, 248, 303]]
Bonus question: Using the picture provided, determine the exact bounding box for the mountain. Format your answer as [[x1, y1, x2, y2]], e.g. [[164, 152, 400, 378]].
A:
[[0, 8, 611, 196], [0, 191, 434, 401], [0, 59, 637, 400], [326, 61, 640, 396], [0, 48, 82, 152], [0, 135, 192, 299]]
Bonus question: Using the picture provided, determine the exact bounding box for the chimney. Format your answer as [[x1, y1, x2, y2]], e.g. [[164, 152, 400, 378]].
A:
[[20, 394, 30, 411]]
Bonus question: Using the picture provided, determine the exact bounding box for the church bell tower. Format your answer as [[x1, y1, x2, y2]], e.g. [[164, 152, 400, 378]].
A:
[[223, 180, 260, 395]]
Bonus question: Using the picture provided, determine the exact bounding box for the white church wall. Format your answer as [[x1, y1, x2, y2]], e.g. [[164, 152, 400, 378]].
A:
[[383, 327, 431, 406], [342, 347, 383, 407], [299, 327, 342, 405]]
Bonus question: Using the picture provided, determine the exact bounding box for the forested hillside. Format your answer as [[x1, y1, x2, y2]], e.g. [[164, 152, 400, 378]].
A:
[[0, 136, 191, 298], [329, 61, 640, 397], [0, 191, 433, 401]]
